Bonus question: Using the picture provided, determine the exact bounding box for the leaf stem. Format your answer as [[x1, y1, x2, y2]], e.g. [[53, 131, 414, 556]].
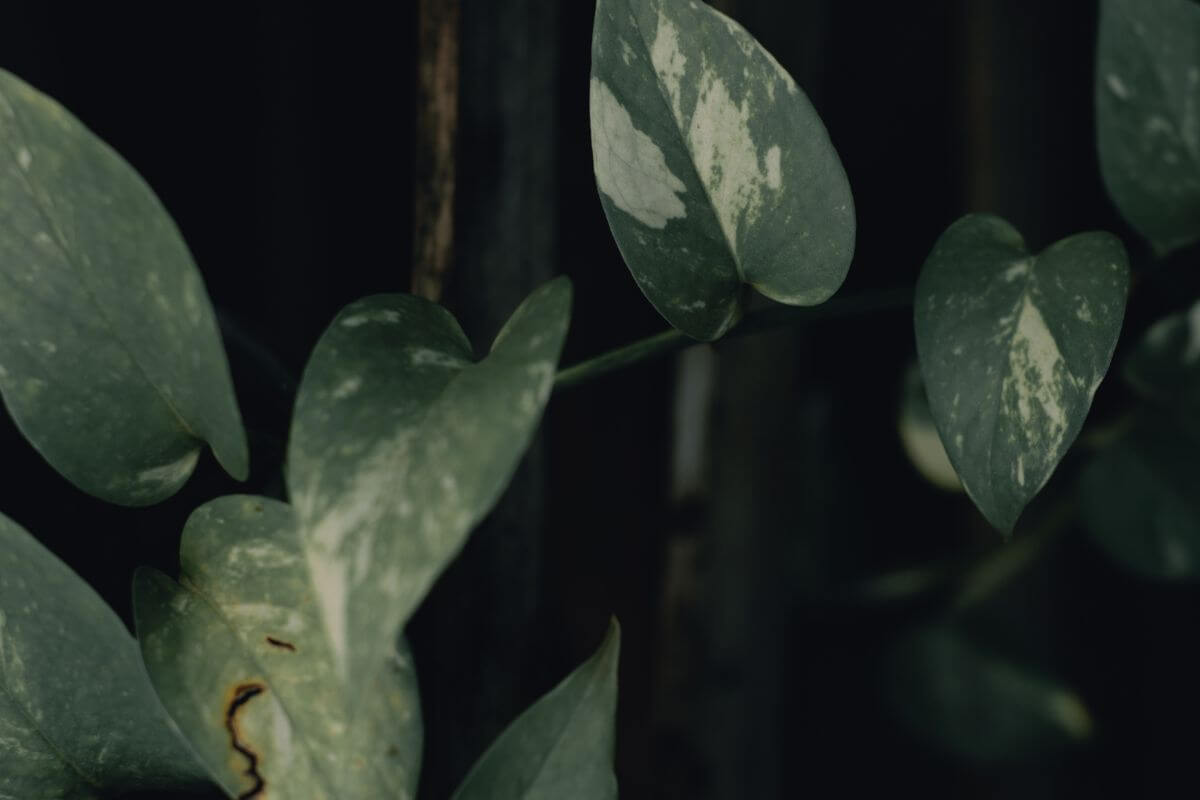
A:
[[553, 286, 913, 390]]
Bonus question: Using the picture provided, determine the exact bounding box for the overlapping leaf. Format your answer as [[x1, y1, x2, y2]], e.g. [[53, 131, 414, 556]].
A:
[[590, 0, 854, 340], [135, 278, 572, 799], [914, 215, 1129, 533], [453, 620, 620, 800], [0, 512, 206, 799], [1124, 299, 1200, 436], [1096, 0, 1200, 254], [0, 69, 247, 505]]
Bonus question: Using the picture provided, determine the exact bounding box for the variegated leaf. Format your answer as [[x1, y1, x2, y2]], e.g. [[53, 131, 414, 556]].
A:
[[135, 278, 571, 799], [0, 512, 207, 799], [590, 0, 854, 341], [134, 498, 422, 800], [897, 363, 962, 492], [0, 69, 248, 505], [453, 620, 620, 800], [914, 215, 1130, 533], [1097, 0, 1200, 255]]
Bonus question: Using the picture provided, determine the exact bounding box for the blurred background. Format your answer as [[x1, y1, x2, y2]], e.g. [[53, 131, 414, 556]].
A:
[[2, 0, 1199, 797]]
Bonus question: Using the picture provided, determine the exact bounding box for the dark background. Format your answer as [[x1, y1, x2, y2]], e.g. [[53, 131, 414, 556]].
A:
[[2, 1, 1198, 798]]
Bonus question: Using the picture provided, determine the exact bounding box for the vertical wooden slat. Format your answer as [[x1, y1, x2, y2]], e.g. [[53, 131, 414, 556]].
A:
[[412, 0, 460, 301]]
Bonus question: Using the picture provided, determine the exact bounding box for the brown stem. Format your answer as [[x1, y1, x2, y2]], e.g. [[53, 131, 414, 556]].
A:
[[412, 0, 460, 301]]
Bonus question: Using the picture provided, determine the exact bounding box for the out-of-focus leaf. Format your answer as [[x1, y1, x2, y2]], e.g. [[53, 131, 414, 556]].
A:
[[590, 0, 854, 340], [887, 626, 1092, 763], [1080, 417, 1200, 580], [0, 512, 207, 799], [1124, 299, 1200, 437], [1096, 0, 1200, 254], [135, 279, 571, 799], [453, 620, 620, 800], [897, 363, 962, 492], [0, 69, 247, 505], [914, 214, 1129, 533]]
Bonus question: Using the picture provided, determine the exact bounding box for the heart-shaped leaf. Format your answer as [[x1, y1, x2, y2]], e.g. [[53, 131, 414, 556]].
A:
[[453, 620, 620, 800], [887, 626, 1092, 763], [135, 278, 571, 799], [0, 512, 207, 799], [590, 0, 854, 341], [1080, 417, 1200, 580], [1096, 0, 1200, 255], [0, 69, 247, 505], [914, 215, 1130, 533]]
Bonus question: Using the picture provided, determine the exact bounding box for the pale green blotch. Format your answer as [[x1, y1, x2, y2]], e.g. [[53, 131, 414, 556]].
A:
[[915, 215, 1130, 533], [591, 0, 855, 341], [590, 78, 687, 229]]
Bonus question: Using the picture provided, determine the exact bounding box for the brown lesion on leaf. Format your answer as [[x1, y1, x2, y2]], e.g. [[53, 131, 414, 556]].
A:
[[265, 636, 296, 652], [224, 681, 268, 799]]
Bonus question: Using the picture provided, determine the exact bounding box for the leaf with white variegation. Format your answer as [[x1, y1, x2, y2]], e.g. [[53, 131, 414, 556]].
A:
[[0, 69, 248, 505], [590, 0, 854, 341], [134, 279, 571, 799], [453, 620, 620, 800], [915, 215, 1130, 533], [134, 498, 422, 800], [0, 512, 207, 799], [1096, 0, 1200, 255]]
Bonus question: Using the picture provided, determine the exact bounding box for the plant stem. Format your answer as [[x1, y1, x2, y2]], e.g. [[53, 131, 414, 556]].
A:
[[554, 286, 913, 390]]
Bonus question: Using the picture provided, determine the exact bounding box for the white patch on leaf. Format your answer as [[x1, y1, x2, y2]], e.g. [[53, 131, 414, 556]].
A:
[[137, 449, 199, 487], [1006, 295, 1071, 455], [590, 78, 687, 229], [16, 147, 30, 170], [651, 9, 688, 123], [1105, 73, 1130, 100], [687, 69, 778, 257]]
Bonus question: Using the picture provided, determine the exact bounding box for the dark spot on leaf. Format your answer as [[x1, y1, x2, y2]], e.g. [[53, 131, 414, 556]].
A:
[[225, 681, 267, 799], [265, 636, 296, 652]]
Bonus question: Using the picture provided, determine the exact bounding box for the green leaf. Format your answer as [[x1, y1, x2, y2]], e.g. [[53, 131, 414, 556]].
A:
[[914, 214, 1130, 533], [590, 0, 854, 341], [453, 619, 620, 800], [135, 279, 571, 799], [134, 498, 422, 800], [0, 512, 207, 799], [1124, 299, 1200, 436], [0, 69, 247, 505], [887, 626, 1092, 763], [1080, 417, 1200, 580], [1096, 0, 1200, 255]]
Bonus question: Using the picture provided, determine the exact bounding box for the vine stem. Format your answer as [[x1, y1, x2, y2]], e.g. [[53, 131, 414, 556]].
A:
[[553, 286, 914, 390]]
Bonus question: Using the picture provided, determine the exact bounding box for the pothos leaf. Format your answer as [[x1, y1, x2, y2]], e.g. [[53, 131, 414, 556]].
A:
[[914, 215, 1129, 533], [1096, 0, 1200, 255], [0, 512, 207, 799], [453, 620, 620, 800], [134, 278, 571, 799], [134, 498, 422, 800], [0, 69, 248, 505], [590, 0, 854, 341]]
